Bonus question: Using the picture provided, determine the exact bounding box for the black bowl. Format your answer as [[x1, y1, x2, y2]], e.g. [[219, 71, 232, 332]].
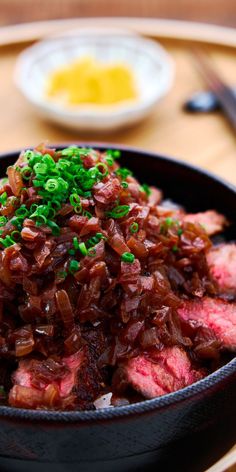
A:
[[0, 145, 235, 472]]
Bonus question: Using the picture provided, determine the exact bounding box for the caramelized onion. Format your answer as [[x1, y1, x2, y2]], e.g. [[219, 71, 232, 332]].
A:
[[55, 289, 74, 331], [7, 166, 23, 196], [0, 146, 229, 411]]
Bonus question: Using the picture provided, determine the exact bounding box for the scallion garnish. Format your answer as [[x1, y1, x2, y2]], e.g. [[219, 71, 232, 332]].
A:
[[115, 168, 132, 179], [130, 222, 139, 233], [95, 162, 108, 176], [79, 242, 87, 256], [69, 260, 80, 273], [172, 245, 179, 253], [105, 156, 114, 166], [46, 220, 60, 236], [44, 179, 60, 192], [165, 217, 173, 226], [0, 192, 7, 206], [21, 166, 32, 180], [73, 237, 80, 250], [0, 216, 7, 227], [121, 252, 135, 263], [0, 235, 15, 248], [88, 247, 96, 257], [106, 149, 121, 159], [107, 205, 130, 219], [15, 205, 29, 217], [69, 193, 81, 207], [11, 231, 21, 242], [140, 184, 151, 197]]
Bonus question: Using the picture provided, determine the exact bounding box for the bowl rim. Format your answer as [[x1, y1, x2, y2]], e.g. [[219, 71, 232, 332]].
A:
[[14, 33, 174, 118], [0, 143, 235, 423]]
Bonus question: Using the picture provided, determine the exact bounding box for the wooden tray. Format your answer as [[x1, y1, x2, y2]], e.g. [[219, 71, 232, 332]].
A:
[[1, 18, 236, 185], [0, 18, 236, 472]]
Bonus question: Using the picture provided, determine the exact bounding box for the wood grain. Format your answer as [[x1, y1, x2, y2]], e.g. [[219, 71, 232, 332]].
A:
[[1, 39, 236, 184], [2, 19, 236, 48]]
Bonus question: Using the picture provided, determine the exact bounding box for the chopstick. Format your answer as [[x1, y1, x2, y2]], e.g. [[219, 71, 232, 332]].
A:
[[192, 48, 236, 132]]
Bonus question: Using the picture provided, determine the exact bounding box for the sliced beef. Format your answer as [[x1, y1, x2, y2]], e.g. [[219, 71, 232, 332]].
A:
[[9, 350, 84, 409], [183, 210, 227, 236], [115, 346, 204, 399], [178, 297, 236, 351], [207, 244, 236, 294]]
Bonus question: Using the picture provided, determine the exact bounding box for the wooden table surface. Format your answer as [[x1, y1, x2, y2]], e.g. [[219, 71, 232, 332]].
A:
[[1, 38, 236, 185]]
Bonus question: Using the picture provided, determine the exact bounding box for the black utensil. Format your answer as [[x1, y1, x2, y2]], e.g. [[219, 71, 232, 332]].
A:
[[185, 87, 236, 113]]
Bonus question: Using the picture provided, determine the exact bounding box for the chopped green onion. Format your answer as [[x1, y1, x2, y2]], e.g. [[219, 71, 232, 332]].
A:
[[0, 235, 15, 247], [69, 193, 81, 207], [34, 214, 47, 224], [177, 228, 183, 236], [46, 220, 60, 236], [21, 166, 32, 180], [11, 231, 21, 242], [47, 205, 56, 219], [24, 150, 35, 160], [165, 217, 173, 226], [95, 162, 108, 176], [32, 179, 43, 188], [51, 200, 61, 211], [0, 192, 7, 206], [0, 216, 7, 227], [33, 163, 48, 174], [88, 247, 96, 257], [45, 179, 59, 192], [79, 242, 87, 256], [106, 149, 121, 159], [140, 184, 151, 197], [68, 249, 75, 256], [115, 168, 132, 179], [88, 167, 99, 179], [130, 222, 139, 233], [105, 156, 114, 166], [74, 205, 82, 214], [87, 232, 106, 248], [83, 210, 93, 219], [121, 182, 128, 189], [69, 260, 80, 273], [15, 205, 29, 217], [172, 245, 179, 253], [73, 237, 80, 250], [11, 217, 22, 230], [107, 205, 130, 219], [29, 203, 38, 214], [121, 252, 135, 263]]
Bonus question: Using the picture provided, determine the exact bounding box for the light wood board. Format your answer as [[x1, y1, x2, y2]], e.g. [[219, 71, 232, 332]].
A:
[[1, 38, 236, 184]]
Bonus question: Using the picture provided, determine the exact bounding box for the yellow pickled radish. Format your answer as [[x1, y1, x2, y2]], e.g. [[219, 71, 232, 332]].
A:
[[46, 56, 137, 106]]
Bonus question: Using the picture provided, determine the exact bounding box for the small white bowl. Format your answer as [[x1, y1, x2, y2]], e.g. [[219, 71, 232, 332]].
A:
[[14, 30, 174, 132]]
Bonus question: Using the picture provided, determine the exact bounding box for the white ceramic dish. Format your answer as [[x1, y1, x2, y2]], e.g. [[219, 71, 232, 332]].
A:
[[14, 30, 174, 132]]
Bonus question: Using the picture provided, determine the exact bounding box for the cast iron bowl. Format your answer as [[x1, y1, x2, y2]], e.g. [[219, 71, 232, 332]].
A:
[[0, 145, 235, 472]]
